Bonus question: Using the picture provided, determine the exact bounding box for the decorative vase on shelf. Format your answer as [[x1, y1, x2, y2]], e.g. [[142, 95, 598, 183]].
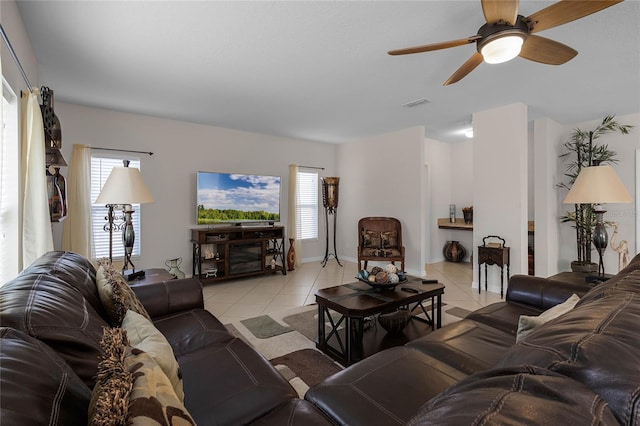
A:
[[462, 206, 473, 224], [287, 238, 296, 271], [443, 241, 466, 263], [165, 257, 186, 279]]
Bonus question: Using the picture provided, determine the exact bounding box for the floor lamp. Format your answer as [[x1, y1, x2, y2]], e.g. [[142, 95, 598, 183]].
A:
[[96, 160, 154, 280], [563, 164, 631, 279], [321, 177, 342, 267]]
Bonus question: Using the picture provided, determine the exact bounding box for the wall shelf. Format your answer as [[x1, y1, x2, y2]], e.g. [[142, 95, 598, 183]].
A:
[[438, 218, 535, 235]]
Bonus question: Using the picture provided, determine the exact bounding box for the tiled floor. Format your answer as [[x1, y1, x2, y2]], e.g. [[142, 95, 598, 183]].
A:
[[203, 260, 504, 324]]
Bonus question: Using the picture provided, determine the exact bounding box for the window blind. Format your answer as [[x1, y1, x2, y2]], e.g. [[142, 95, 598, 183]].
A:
[[296, 170, 318, 240], [91, 156, 141, 259]]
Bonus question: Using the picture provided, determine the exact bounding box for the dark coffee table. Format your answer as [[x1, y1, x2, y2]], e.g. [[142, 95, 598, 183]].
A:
[[315, 277, 445, 365]]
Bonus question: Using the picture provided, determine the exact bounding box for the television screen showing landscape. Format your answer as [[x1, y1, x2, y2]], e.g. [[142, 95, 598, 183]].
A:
[[197, 172, 281, 224]]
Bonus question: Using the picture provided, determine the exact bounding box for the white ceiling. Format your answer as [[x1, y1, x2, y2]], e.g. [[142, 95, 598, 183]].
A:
[[14, 0, 640, 144]]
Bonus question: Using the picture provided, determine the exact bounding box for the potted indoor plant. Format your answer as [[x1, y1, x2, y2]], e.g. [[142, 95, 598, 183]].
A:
[[558, 115, 633, 272]]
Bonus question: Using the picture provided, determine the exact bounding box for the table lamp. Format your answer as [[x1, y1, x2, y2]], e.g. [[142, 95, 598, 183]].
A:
[[96, 160, 154, 280], [563, 165, 631, 278]]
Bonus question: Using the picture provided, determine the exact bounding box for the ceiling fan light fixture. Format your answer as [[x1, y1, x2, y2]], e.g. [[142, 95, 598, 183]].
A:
[[480, 34, 525, 64]]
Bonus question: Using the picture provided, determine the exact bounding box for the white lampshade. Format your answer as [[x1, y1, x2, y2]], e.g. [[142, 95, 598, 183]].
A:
[[563, 165, 632, 204], [96, 166, 154, 205], [481, 35, 524, 64]]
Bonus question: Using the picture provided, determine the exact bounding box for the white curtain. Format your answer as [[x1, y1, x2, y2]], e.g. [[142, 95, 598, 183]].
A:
[[288, 164, 302, 268], [21, 89, 54, 267], [62, 144, 93, 257]]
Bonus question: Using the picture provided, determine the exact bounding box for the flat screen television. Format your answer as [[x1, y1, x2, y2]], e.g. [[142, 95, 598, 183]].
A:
[[197, 172, 281, 224]]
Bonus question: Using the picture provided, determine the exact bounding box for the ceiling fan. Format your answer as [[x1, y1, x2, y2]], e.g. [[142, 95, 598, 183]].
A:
[[388, 0, 624, 85]]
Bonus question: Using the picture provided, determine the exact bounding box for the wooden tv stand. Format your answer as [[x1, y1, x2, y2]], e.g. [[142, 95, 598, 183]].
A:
[[191, 225, 286, 283]]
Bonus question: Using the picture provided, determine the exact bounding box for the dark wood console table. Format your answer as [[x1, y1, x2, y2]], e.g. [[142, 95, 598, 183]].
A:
[[477, 236, 510, 298], [191, 226, 286, 283]]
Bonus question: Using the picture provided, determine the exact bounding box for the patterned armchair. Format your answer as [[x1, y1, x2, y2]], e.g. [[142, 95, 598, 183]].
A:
[[357, 217, 405, 272]]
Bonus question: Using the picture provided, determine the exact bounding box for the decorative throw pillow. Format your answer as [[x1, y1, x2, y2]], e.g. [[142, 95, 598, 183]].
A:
[[516, 293, 580, 343], [96, 259, 151, 326], [125, 347, 195, 426], [88, 327, 194, 426], [89, 327, 133, 426], [362, 230, 381, 248], [381, 231, 398, 248], [122, 310, 184, 402]]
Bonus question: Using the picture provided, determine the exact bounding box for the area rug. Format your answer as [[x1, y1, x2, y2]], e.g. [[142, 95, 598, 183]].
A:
[[225, 306, 340, 398], [240, 315, 293, 339], [282, 303, 467, 343], [271, 348, 342, 388]]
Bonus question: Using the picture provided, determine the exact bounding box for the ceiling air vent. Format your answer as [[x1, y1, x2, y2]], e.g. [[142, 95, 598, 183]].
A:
[[402, 98, 430, 108]]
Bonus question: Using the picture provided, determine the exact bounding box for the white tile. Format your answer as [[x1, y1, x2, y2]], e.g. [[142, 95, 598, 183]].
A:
[[269, 293, 308, 306], [239, 292, 277, 305]]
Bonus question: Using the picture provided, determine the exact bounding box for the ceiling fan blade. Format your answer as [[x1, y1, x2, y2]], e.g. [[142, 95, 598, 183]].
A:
[[388, 35, 481, 56], [527, 0, 623, 33], [444, 52, 484, 86], [519, 35, 578, 65], [482, 0, 519, 25]]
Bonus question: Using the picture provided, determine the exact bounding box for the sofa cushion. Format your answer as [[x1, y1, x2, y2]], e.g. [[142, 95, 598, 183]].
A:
[[96, 260, 151, 326], [250, 399, 335, 425], [465, 301, 543, 335], [0, 327, 92, 425], [407, 319, 514, 374], [26, 250, 108, 319], [497, 291, 640, 425], [516, 293, 580, 342], [179, 337, 297, 426], [407, 365, 618, 425], [305, 346, 466, 426], [123, 309, 184, 401], [0, 272, 108, 388], [152, 308, 234, 357]]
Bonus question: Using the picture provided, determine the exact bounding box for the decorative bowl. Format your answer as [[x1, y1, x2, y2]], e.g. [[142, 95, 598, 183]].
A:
[[378, 309, 411, 333], [356, 275, 407, 291]]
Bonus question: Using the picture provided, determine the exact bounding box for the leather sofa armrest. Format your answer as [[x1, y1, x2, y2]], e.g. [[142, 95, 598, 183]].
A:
[[506, 275, 592, 310], [131, 278, 204, 318]]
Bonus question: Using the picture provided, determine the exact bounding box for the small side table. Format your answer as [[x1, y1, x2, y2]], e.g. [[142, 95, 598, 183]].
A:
[[128, 268, 176, 287], [478, 236, 510, 298]]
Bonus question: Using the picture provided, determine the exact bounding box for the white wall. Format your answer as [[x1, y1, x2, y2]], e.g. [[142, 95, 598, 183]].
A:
[[54, 102, 338, 272], [336, 126, 425, 276], [555, 112, 640, 275], [0, 0, 39, 94], [425, 138, 473, 263], [1, 0, 40, 273], [533, 117, 563, 276], [473, 103, 528, 293]]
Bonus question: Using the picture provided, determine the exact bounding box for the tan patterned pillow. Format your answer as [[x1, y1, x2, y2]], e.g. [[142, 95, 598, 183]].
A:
[[96, 259, 151, 326], [88, 327, 195, 426], [123, 310, 184, 402], [125, 347, 195, 426], [362, 230, 381, 248], [381, 231, 398, 248], [89, 327, 132, 426]]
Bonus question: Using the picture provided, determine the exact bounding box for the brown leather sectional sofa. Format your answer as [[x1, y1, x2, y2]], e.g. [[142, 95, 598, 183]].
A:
[[1, 250, 639, 425]]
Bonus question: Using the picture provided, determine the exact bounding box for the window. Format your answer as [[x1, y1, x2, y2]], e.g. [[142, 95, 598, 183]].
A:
[[295, 170, 318, 240], [0, 80, 19, 285], [91, 156, 142, 259]]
